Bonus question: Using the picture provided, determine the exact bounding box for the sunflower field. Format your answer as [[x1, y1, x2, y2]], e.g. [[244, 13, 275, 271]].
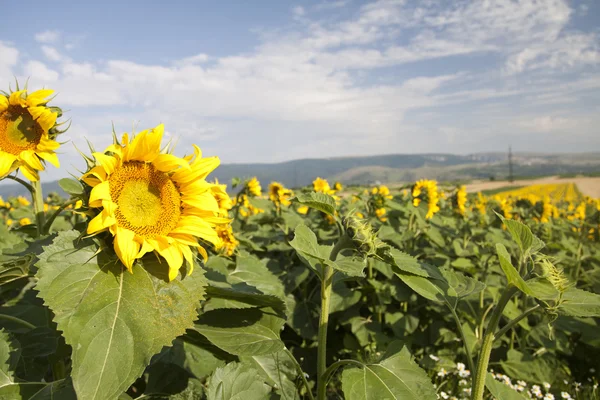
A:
[[1, 86, 600, 400]]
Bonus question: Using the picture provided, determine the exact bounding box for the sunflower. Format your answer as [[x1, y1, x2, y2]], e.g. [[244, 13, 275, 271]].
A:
[[216, 225, 239, 256], [0, 88, 62, 181], [269, 181, 293, 207], [247, 177, 262, 197], [81, 124, 229, 281], [313, 177, 333, 194]]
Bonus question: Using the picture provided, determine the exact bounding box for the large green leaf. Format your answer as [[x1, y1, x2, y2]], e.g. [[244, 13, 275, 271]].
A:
[[341, 342, 436, 400], [495, 244, 534, 296], [35, 231, 208, 400], [229, 252, 286, 299], [289, 224, 334, 278], [58, 178, 84, 196], [206, 362, 271, 400], [195, 308, 285, 356], [485, 373, 527, 400], [241, 350, 300, 400], [0, 329, 20, 389], [497, 214, 544, 257], [383, 249, 429, 277], [559, 287, 600, 317], [0, 379, 77, 400], [291, 192, 337, 216]]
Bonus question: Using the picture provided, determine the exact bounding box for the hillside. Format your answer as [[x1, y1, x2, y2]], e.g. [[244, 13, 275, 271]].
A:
[[1, 152, 599, 198]]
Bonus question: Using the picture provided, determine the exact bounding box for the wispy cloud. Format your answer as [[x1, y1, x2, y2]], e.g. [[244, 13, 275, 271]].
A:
[[34, 30, 61, 44], [1, 0, 599, 180]]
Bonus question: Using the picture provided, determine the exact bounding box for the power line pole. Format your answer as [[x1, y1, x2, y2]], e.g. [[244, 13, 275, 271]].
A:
[[508, 146, 514, 182]]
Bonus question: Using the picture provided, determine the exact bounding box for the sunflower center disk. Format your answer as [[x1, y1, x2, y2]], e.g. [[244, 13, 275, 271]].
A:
[[0, 106, 43, 155], [109, 162, 181, 237]]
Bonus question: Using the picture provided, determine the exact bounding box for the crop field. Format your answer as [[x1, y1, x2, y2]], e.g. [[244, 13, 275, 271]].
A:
[[1, 87, 600, 400]]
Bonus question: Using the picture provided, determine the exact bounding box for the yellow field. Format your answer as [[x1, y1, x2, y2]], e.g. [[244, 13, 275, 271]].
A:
[[493, 183, 583, 204]]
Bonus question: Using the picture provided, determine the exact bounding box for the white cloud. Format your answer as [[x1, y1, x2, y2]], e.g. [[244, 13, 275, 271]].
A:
[[24, 61, 59, 81], [292, 6, 305, 17], [41, 46, 65, 62], [1, 0, 599, 180], [34, 30, 61, 44]]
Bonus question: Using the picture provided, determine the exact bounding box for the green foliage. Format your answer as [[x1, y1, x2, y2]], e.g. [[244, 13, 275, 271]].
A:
[[35, 231, 207, 400], [340, 343, 437, 400], [206, 362, 271, 400], [291, 192, 337, 216]]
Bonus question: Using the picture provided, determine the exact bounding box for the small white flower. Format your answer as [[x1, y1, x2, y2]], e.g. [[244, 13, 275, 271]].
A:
[[439, 391, 449, 399], [563, 380, 569, 385], [518, 380, 527, 387], [458, 369, 471, 378], [561, 392, 572, 399], [463, 388, 471, 395], [437, 368, 448, 377], [590, 368, 596, 373], [459, 379, 468, 386], [456, 362, 466, 371], [532, 385, 542, 396], [429, 354, 440, 362], [543, 394, 554, 400], [516, 385, 525, 392], [543, 382, 551, 390]]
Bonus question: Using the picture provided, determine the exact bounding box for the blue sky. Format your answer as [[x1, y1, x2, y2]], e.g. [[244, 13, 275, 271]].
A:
[[1, 0, 599, 180]]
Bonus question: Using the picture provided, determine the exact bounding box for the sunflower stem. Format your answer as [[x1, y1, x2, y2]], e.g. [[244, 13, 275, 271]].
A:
[[4, 175, 35, 194], [31, 180, 45, 237]]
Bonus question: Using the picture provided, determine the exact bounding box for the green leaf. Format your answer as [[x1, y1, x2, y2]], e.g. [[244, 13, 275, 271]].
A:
[[0, 329, 20, 388], [497, 214, 544, 257], [205, 286, 287, 317], [241, 350, 300, 399], [206, 362, 271, 400], [58, 178, 84, 196], [35, 231, 208, 400], [485, 373, 528, 400], [0, 379, 77, 399], [334, 255, 366, 278], [383, 249, 429, 277], [441, 268, 485, 300], [195, 308, 285, 356], [291, 192, 337, 216], [289, 224, 334, 278], [341, 342, 436, 400], [495, 244, 534, 296], [559, 287, 600, 317], [229, 252, 286, 299]]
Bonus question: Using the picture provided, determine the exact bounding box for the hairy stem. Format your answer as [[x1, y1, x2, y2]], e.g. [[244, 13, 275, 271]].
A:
[[494, 304, 541, 342], [31, 180, 45, 237], [471, 286, 518, 400], [316, 237, 350, 400]]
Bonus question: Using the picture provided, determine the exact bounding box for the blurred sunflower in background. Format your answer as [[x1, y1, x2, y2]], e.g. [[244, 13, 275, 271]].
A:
[[0, 87, 64, 181], [82, 124, 229, 281]]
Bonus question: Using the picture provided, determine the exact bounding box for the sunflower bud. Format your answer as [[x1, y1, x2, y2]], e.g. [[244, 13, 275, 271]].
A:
[[342, 214, 380, 257]]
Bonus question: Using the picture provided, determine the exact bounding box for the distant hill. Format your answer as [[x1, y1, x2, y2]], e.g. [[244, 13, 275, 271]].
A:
[[1, 152, 599, 198]]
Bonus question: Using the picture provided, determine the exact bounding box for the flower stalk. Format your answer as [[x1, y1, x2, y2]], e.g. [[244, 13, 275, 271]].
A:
[[31, 180, 45, 237], [471, 286, 518, 400]]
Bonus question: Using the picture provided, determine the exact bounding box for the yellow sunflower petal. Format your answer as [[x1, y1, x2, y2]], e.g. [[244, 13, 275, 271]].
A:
[[20, 164, 40, 181], [148, 237, 183, 281], [26, 89, 54, 107], [28, 107, 57, 132], [81, 165, 107, 187], [87, 210, 116, 234], [172, 155, 220, 184], [37, 135, 61, 151], [36, 151, 60, 168], [0, 152, 18, 177], [197, 245, 208, 262], [171, 216, 219, 245], [181, 191, 219, 212], [89, 181, 111, 207], [114, 227, 140, 272], [9, 90, 26, 106], [19, 150, 44, 170], [180, 244, 194, 276], [0, 95, 8, 112], [152, 153, 190, 172], [169, 233, 199, 247], [93, 152, 118, 175], [136, 239, 154, 259]]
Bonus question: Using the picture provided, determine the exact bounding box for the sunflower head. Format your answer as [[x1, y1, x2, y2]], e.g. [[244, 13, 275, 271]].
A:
[[0, 86, 65, 181], [246, 177, 262, 197], [216, 225, 239, 257], [313, 177, 332, 194], [268, 181, 293, 207], [81, 124, 229, 281]]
